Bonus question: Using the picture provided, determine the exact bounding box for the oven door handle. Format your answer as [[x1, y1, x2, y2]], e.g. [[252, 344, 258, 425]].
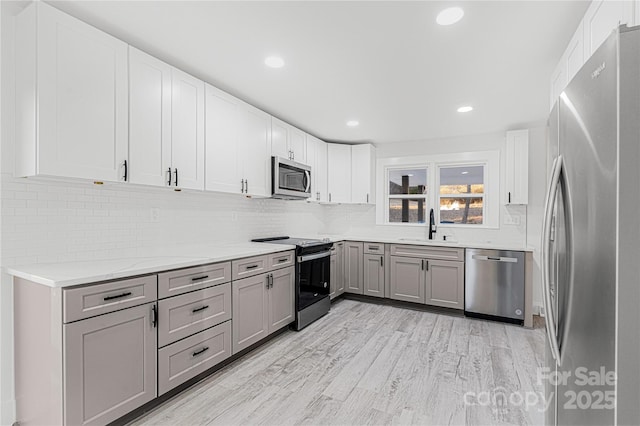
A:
[[297, 251, 331, 263]]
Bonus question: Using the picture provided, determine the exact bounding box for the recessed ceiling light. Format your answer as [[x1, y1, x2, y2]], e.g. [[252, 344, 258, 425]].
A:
[[461, 171, 469, 175], [457, 106, 473, 113], [346, 120, 359, 127], [437, 7, 464, 26], [264, 56, 285, 68]]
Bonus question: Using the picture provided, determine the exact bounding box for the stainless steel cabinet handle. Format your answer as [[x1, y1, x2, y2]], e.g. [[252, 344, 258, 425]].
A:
[[269, 274, 274, 288], [167, 167, 172, 186], [266, 275, 270, 288]]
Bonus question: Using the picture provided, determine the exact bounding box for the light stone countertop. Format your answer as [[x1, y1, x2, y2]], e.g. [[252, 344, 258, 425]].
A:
[[6, 236, 534, 289], [6, 242, 295, 288]]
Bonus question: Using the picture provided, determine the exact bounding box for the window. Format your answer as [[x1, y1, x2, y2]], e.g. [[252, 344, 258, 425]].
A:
[[438, 165, 485, 225], [387, 168, 427, 223]]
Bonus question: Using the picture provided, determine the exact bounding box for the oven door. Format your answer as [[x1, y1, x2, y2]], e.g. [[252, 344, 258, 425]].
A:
[[272, 157, 311, 199], [297, 251, 330, 310]]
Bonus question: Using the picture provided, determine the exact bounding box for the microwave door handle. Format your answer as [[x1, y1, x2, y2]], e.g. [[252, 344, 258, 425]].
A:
[[304, 170, 311, 192]]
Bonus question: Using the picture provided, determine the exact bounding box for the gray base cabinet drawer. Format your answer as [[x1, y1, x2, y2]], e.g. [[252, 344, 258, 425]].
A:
[[63, 275, 157, 323], [232, 255, 268, 280], [268, 251, 294, 270], [158, 321, 232, 396], [158, 262, 231, 299], [158, 283, 232, 347], [389, 244, 464, 261], [364, 242, 384, 255]]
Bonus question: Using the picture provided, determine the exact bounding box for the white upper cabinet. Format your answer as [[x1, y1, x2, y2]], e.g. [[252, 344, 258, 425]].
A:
[[129, 48, 204, 190], [239, 104, 272, 197], [205, 84, 242, 194], [550, 0, 636, 107], [351, 144, 376, 204], [306, 135, 328, 202], [129, 48, 172, 187], [205, 86, 271, 197], [505, 130, 529, 205], [170, 68, 205, 190], [16, 2, 128, 182], [271, 118, 307, 163], [583, 0, 634, 58], [327, 144, 352, 203]]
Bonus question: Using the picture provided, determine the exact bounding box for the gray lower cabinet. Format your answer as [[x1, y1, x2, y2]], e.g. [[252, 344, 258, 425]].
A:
[[363, 253, 384, 298], [344, 241, 364, 294], [232, 266, 295, 354], [389, 256, 425, 303], [329, 248, 337, 299], [268, 266, 295, 331], [158, 320, 231, 395], [335, 242, 345, 295], [425, 259, 464, 309], [64, 302, 157, 426], [389, 255, 464, 309]]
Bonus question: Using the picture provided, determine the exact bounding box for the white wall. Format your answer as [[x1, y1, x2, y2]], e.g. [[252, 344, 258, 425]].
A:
[[324, 129, 547, 311]]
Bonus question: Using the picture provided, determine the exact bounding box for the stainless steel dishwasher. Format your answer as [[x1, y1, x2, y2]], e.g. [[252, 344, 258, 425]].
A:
[[465, 248, 525, 324]]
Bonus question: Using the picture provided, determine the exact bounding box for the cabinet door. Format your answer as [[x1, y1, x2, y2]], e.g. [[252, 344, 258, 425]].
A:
[[204, 84, 242, 194], [64, 303, 156, 425], [425, 260, 464, 310], [351, 144, 376, 204], [240, 104, 271, 197], [336, 243, 345, 295], [329, 252, 337, 299], [232, 274, 269, 354], [583, 0, 634, 58], [363, 254, 384, 298], [129, 47, 172, 187], [327, 144, 352, 203], [305, 135, 317, 201], [389, 256, 425, 303], [38, 2, 128, 182], [270, 117, 290, 160], [344, 242, 364, 294], [505, 129, 529, 205], [315, 139, 329, 202], [288, 127, 306, 163], [171, 68, 205, 190], [268, 267, 295, 333]]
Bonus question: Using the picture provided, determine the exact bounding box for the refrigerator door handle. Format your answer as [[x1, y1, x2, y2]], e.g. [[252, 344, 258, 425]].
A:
[[541, 155, 563, 364]]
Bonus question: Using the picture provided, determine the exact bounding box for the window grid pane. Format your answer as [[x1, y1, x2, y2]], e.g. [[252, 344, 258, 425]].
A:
[[439, 197, 484, 224]]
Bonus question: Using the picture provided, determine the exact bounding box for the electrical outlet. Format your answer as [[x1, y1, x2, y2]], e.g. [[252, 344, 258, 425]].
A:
[[504, 214, 520, 225], [150, 208, 160, 223]]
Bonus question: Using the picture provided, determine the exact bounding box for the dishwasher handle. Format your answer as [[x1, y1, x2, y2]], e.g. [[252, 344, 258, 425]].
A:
[[471, 254, 518, 263]]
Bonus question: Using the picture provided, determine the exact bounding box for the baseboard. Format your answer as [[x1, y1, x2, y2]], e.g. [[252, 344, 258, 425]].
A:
[[1, 397, 16, 426]]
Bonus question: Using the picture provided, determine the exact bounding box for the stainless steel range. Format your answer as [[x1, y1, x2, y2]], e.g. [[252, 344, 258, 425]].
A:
[[252, 236, 333, 330]]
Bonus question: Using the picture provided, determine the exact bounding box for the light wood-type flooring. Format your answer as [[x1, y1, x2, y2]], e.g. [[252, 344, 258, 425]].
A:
[[131, 299, 546, 426]]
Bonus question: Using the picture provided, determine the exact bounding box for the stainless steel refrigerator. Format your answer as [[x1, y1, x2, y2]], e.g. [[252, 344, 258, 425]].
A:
[[543, 25, 640, 426]]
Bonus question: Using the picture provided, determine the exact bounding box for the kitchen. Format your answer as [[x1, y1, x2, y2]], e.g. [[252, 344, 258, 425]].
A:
[[0, 1, 638, 425]]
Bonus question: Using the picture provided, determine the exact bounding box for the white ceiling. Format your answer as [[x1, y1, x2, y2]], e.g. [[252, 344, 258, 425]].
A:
[[47, 1, 589, 144]]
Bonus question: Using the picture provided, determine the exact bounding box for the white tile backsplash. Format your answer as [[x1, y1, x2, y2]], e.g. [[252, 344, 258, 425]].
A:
[[0, 174, 326, 268]]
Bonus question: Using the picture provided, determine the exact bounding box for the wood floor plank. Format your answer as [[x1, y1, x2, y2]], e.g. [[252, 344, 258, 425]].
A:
[[130, 300, 546, 426]]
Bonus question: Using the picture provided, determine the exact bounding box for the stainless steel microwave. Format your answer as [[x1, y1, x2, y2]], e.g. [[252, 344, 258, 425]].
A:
[[272, 157, 311, 199]]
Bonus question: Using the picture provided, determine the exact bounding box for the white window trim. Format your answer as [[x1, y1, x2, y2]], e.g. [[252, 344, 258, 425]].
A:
[[376, 150, 500, 229]]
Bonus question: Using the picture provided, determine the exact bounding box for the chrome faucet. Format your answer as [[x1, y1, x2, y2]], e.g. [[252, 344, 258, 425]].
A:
[[428, 208, 436, 240]]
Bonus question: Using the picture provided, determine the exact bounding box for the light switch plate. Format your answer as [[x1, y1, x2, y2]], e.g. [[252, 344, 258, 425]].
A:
[[504, 214, 520, 225]]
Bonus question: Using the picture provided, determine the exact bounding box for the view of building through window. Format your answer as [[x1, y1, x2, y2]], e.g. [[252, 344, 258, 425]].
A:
[[388, 168, 427, 223]]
